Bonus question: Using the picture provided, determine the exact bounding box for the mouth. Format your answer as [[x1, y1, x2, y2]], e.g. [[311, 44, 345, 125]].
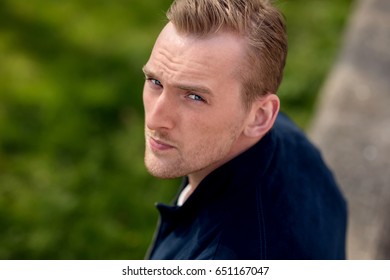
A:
[[149, 136, 176, 152]]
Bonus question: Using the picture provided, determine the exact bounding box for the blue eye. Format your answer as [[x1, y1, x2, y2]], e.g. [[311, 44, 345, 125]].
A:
[[147, 78, 163, 88], [187, 94, 205, 102]]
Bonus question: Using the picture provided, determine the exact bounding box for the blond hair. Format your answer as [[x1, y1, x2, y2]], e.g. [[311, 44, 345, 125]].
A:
[[167, 0, 288, 108]]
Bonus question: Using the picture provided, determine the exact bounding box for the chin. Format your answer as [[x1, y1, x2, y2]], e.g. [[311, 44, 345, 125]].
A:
[[146, 168, 182, 179], [144, 160, 182, 179]]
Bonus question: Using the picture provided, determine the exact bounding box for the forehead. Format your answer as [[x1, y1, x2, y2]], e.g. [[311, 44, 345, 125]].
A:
[[146, 23, 245, 85]]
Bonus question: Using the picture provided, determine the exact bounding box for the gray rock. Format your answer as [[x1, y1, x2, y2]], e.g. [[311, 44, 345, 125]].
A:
[[309, 0, 390, 259]]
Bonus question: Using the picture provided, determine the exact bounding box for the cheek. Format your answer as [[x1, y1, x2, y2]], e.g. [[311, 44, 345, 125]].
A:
[[187, 113, 241, 142], [142, 83, 149, 102], [143, 87, 154, 114], [214, 109, 246, 131]]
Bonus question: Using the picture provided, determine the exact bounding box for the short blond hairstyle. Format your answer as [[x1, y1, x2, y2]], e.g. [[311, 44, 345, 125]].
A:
[[167, 0, 288, 108]]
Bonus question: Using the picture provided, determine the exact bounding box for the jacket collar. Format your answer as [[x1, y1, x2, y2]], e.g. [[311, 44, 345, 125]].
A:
[[156, 129, 276, 220]]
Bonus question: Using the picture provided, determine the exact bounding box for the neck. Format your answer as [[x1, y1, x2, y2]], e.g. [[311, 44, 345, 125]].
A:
[[188, 170, 209, 190], [188, 136, 261, 189]]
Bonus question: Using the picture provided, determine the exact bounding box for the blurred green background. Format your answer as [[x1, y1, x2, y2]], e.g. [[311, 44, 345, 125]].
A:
[[0, 0, 353, 259]]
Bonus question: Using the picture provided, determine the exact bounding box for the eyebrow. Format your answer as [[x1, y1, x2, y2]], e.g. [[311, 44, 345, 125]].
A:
[[142, 65, 153, 77], [176, 84, 212, 95], [142, 65, 213, 95]]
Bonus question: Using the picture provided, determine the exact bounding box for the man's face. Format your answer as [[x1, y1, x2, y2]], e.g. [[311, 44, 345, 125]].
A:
[[143, 23, 251, 181]]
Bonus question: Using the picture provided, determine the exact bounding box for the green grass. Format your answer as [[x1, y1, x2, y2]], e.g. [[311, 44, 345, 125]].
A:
[[0, 0, 354, 259]]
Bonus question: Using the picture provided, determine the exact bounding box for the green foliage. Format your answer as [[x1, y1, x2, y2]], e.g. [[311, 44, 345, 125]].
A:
[[277, 0, 354, 127], [0, 0, 353, 259]]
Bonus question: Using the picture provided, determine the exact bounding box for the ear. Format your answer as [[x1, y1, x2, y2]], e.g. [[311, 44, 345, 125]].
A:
[[244, 93, 280, 138]]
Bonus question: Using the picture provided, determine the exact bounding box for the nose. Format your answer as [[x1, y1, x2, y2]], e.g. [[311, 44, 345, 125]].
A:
[[144, 90, 176, 131]]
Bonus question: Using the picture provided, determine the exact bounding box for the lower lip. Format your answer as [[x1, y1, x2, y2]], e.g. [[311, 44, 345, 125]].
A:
[[149, 138, 175, 152]]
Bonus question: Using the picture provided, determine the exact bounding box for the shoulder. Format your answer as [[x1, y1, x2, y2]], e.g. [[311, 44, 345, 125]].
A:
[[269, 112, 336, 183], [259, 113, 347, 259]]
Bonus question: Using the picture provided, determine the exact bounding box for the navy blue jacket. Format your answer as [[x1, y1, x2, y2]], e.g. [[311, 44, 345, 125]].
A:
[[147, 113, 347, 259]]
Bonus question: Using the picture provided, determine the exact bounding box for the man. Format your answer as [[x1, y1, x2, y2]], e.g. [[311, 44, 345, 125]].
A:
[[142, 0, 347, 259]]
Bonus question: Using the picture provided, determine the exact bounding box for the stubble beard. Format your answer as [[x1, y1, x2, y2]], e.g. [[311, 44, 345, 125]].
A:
[[144, 126, 241, 180]]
